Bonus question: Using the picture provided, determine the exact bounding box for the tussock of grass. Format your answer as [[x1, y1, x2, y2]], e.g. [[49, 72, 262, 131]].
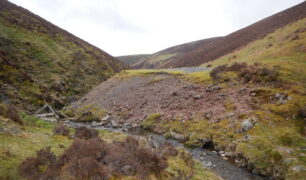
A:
[[164, 149, 221, 180], [116, 69, 185, 79]]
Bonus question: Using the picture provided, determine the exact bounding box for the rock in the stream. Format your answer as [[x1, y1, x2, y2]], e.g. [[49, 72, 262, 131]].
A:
[[203, 161, 214, 168], [111, 120, 120, 128], [170, 132, 185, 141], [292, 166, 306, 172], [91, 121, 106, 127], [102, 114, 111, 121]]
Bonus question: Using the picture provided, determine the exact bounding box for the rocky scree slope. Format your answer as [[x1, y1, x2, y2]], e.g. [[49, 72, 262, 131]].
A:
[[162, 1, 306, 68], [0, 0, 127, 112]]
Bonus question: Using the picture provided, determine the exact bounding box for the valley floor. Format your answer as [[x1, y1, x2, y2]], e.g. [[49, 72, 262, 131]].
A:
[[69, 68, 306, 180]]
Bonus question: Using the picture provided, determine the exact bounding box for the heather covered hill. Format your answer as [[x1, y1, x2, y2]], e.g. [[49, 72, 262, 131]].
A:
[[162, 1, 306, 68], [0, 0, 127, 112], [126, 37, 221, 69]]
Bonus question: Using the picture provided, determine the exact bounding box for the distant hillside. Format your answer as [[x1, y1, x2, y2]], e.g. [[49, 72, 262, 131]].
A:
[[162, 1, 306, 68], [130, 37, 221, 69], [117, 54, 150, 67], [0, 0, 127, 112]]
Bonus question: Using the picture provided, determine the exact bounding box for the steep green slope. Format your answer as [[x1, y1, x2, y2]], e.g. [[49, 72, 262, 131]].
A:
[[0, 0, 127, 112], [202, 17, 306, 90]]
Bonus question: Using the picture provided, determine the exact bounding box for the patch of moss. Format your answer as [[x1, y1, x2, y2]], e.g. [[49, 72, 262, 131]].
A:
[[163, 149, 221, 180], [141, 113, 161, 129]]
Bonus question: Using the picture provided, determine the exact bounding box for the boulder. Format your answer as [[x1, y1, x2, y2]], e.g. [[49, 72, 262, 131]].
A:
[[205, 85, 221, 92], [241, 117, 257, 132], [193, 95, 203, 99], [271, 93, 291, 104], [204, 111, 212, 119], [170, 132, 185, 141], [102, 114, 111, 121]]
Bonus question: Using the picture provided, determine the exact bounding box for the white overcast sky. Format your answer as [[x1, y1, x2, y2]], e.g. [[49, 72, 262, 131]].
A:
[[8, 0, 304, 56]]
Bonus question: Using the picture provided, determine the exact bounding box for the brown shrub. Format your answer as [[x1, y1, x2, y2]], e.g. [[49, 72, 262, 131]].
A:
[[299, 106, 306, 119], [210, 62, 279, 84], [227, 62, 247, 72], [0, 104, 5, 115], [75, 127, 98, 139], [53, 123, 70, 136], [60, 137, 108, 163], [65, 157, 110, 180], [103, 137, 167, 178], [19, 147, 58, 180], [6, 105, 23, 125], [254, 67, 278, 82], [210, 65, 228, 80], [20, 135, 167, 179]]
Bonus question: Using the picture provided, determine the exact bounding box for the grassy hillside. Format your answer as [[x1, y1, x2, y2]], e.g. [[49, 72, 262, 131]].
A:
[[202, 17, 306, 90], [117, 54, 150, 67], [162, 1, 306, 68], [130, 37, 220, 69], [0, 0, 127, 112]]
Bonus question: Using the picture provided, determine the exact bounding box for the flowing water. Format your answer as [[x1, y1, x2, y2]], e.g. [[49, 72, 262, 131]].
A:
[[64, 121, 265, 180]]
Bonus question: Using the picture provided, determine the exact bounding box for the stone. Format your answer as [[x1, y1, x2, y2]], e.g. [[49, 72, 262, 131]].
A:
[[102, 115, 111, 121], [292, 166, 306, 172], [225, 112, 235, 118], [203, 161, 213, 168], [111, 120, 120, 128], [170, 132, 185, 141], [193, 95, 203, 99], [91, 121, 105, 127], [205, 85, 222, 92], [270, 93, 291, 105], [170, 92, 178, 96], [241, 118, 257, 132], [252, 169, 260, 175], [204, 111, 212, 119], [122, 165, 133, 174]]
